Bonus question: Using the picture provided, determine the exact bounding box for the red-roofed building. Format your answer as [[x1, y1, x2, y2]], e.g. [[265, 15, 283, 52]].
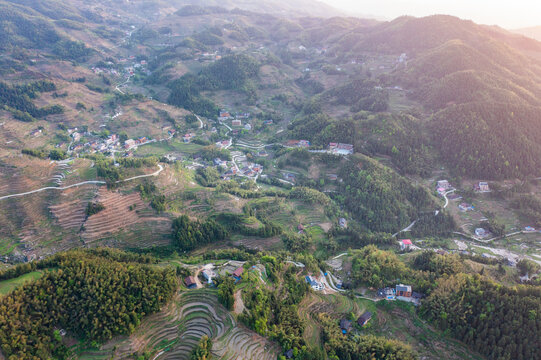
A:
[[400, 239, 412, 251], [232, 267, 244, 279]]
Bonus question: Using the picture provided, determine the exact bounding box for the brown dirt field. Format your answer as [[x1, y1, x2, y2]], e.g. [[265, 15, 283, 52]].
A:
[[49, 186, 98, 232], [233, 289, 245, 315], [212, 194, 247, 214], [319, 222, 332, 232], [81, 188, 149, 242], [309, 163, 321, 179]]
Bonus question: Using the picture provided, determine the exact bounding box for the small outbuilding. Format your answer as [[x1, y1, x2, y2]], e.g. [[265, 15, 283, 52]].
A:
[[340, 319, 352, 334], [357, 312, 372, 327], [184, 276, 197, 289]]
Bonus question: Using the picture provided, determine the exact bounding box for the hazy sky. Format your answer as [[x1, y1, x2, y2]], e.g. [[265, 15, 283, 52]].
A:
[[320, 0, 541, 29]]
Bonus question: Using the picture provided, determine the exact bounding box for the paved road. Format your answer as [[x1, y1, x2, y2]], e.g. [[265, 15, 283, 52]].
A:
[[392, 220, 417, 238], [195, 114, 204, 129], [443, 189, 455, 209], [0, 164, 164, 202]]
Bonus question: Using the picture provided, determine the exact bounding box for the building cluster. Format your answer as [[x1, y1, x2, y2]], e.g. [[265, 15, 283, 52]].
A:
[[183, 133, 196, 143], [377, 284, 423, 305], [285, 139, 311, 148], [183, 262, 246, 289], [238, 163, 263, 178], [340, 311, 373, 334], [474, 181, 490, 193], [328, 142, 354, 155], [305, 275, 324, 291], [219, 110, 250, 122], [66, 127, 153, 156], [436, 179, 454, 195], [195, 51, 222, 62]]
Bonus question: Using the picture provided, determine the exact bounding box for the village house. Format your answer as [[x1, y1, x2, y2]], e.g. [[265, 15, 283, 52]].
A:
[[524, 226, 536, 232], [286, 140, 311, 148], [219, 111, 231, 120], [213, 158, 227, 167], [339, 218, 347, 228], [232, 267, 244, 281], [399, 239, 412, 251], [183, 133, 195, 143], [202, 269, 216, 284], [236, 112, 250, 119], [244, 123, 252, 131], [215, 139, 231, 149], [340, 319, 352, 334], [30, 129, 42, 137], [232, 119, 242, 127], [263, 120, 273, 125], [437, 180, 451, 190], [284, 173, 296, 182], [396, 284, 412, 297], [305, 275, 324, 291], [476, 182, 490, 192], [475, 228, 489, 238], [459, 203, 474, 212], [357, 312, 372, 327], [327, 174, 338, 181], [184, 276, 197, 289], [377, 287, 396, 300], [124, 139, 136, 149]]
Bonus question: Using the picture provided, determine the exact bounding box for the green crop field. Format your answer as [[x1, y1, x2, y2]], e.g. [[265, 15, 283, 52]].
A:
[[0, 271, 43, 295]]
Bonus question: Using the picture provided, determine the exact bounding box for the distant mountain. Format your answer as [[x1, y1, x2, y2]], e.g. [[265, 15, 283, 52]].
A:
[[321, 15, 541, 178], [512, 26, 541, 41], [171, 0, 345, 18]]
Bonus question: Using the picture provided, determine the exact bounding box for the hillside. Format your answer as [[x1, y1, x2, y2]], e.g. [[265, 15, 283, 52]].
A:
[[325, 15, 541, 178]]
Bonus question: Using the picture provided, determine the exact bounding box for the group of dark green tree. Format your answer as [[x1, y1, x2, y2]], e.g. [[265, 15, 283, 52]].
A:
[[0, 249, 176, 359]]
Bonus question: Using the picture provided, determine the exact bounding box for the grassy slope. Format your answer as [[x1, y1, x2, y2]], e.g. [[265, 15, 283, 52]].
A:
[[0, 271, 43, 295]]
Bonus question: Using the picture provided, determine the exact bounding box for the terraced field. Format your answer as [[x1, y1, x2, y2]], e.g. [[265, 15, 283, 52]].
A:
[[81, 188, 148, 242], [49, 187, 97, 232], [77, 289, 280, 360], [298, 292, 367, 347]]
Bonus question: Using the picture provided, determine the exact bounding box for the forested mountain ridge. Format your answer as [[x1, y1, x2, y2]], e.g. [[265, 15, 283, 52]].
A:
[[332, 15, 541, 179]]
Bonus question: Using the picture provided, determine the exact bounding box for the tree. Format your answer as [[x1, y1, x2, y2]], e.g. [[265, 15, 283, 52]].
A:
[[191, 336, 212, 360], [218, 277, 235, 310]]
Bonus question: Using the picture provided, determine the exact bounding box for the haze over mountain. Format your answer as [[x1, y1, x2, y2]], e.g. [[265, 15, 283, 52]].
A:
[[512, 26, 541, 42]]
